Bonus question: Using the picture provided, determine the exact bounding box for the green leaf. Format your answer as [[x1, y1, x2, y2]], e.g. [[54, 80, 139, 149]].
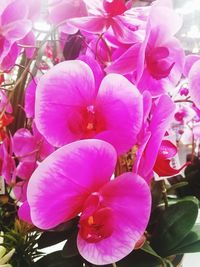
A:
[[116, 249, 164, 267], [141, 242, 162, 259], [151, 196, 199, 257], [38, 231, 67, 249], [167, 182, 188, 193], [164, 260, 174, 267], [36, 251, 84, 267], [170, 224, 200, 254], [62, 228, 79, 258], [38, 217, 79, 249]]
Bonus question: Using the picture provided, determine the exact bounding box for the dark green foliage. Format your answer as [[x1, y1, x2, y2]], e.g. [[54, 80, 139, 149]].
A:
[[151, 197, 199, 256]]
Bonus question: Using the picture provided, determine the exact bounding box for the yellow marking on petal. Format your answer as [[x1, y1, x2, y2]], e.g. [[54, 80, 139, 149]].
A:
[[88, 216, 94, 225], [87, 123, 94, 130]]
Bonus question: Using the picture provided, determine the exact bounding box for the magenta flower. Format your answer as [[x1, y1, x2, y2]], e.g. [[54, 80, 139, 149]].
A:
[[27, 139, 151, 265], [13, 124, 54, 221], [106, 4, 184, 96], [69, 0, 143, 44], [0, 0, 32, 70], [133, 94, 175, 182], [13, 124, 54, 163], [35, 60, 143, 155]]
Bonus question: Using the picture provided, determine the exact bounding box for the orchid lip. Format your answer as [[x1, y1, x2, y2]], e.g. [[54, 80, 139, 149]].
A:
[[79, 205, 115, 243], [78, 192, 114, 243]]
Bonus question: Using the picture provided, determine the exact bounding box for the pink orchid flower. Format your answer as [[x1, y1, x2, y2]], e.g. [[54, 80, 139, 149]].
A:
[[13, 124, 54, 163], [133, 94, 175, 182], [69, 0, 144, 44], [153, 140, 189, 177], [13, 124, 54, 220], [0, 0, 32, 70], [106, 4, 184, 96], [27, 139, 151, 265], [35, 60, 143, 155], [174, 105, 196, 123]]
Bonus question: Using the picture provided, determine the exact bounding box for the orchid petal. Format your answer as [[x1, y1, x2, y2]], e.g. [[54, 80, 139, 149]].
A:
[[27, 140, 117, 229], [188, 60, 200, 109], [35, 60, 96, 147], [95, 73, 143, 154], [78, 172, 151, 265]]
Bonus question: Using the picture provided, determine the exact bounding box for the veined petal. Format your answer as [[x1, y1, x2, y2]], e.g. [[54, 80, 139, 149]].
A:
[[3, 20, 32, 41], [35, 60, 97, 147], [13, 129, 37, 162], [69, 16, 108, 34], [95, 73, 143, 154], [27, 140, 117, 229], [1, 0, 29, 25], [105, 42, 141, 74], [77, 172, 151, 265], [137, 95, 175, 182]]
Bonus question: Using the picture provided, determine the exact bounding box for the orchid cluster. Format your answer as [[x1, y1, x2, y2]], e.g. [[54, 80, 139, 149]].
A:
[[0, 0, 200, 266]]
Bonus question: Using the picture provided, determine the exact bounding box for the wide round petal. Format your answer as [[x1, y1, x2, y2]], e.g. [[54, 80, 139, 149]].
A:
[[188, 60, 200, 109], [78, 55, 104, 89], [1, 0, 29, 25], [27, 139, 117, 229], [35, 60, 97, 147], [77, 172, 151, 265], [95, 74, 143, 155]]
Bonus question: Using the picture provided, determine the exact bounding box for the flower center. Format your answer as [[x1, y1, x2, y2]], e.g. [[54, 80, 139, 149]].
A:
[[85, 105, 96, 131], [146, 46, 175, 80], [79, 206, 114, 243], [79, 193, 114, 243]]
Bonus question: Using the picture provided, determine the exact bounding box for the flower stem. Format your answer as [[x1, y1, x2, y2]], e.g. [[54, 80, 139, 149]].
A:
[[161, 180, 168, 208], [113, 263, 117, 267]]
